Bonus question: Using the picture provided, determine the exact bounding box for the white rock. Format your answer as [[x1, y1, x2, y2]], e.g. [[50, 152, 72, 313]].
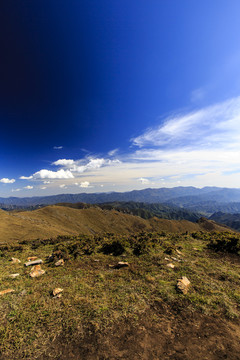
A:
[[9, 273, 20, 278]]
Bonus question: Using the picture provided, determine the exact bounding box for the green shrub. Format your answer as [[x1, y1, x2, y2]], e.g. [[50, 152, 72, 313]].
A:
[[100, 240, 125, 256]]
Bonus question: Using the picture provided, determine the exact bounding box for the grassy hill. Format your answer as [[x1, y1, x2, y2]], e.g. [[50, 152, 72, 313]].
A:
[[1, 229, 240, 359], [0, 205, 231, 243]]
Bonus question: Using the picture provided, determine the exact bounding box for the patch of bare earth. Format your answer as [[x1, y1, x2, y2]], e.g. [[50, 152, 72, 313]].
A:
[[38, 305, 240, 360]]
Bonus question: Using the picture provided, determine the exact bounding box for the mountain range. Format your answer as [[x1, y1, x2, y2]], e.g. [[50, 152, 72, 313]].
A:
[[2, 186, 240, 216]]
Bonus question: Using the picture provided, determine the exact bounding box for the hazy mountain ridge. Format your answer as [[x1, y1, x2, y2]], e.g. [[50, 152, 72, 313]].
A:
[[1, 186, 240, 216]]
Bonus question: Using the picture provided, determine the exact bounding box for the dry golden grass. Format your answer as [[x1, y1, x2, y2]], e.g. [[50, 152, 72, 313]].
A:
[[0, 206, 231, 243]]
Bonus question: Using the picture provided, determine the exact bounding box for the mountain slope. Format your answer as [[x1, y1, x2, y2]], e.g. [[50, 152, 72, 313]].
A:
[[209, 212, 240, 231], [0, 205, 232, 243]]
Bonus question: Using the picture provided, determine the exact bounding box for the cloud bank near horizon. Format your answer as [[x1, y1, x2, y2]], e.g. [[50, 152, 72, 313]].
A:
[[3, 96, 240, 195]]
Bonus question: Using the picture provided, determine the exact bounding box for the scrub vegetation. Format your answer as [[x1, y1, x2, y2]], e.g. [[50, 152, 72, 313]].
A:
[[1, 230, 240, 359]]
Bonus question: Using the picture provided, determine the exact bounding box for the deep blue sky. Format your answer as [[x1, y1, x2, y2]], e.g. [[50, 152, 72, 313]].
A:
[[1, 1, 240, 196]]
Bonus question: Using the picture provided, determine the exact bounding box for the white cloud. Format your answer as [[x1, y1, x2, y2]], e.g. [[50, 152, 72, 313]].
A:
[[43, 181, 51, 184], [53, 146, 63, 149], [59, 184, 66, 188], [33, 169, 74, 179], [190, 88, 205, 103], [53, 159, 74, 166], [132, 96, 240, 150], [0, 178, 15, 184], [24, 186, 33, 189], [80, 181, 90, 188], [41, 186, 47, 190], [69, 158, 121, 174], [138, 177, 150, 184], [108, 148, 119, 156], [19, 175, 33, 180], [12, 188, 21, 192]]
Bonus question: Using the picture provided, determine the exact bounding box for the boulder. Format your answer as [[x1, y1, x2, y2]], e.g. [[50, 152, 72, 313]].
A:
[[11, 257, 21, 264], [177, 276, 191, 294], [166, 263, 175, 269]]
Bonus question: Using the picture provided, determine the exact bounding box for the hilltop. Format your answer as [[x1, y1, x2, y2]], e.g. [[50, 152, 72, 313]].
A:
[[1, 229, 240, 359], [0, 205, 231, 243]]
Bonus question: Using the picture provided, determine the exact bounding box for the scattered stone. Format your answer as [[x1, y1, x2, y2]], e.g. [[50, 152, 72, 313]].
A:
[[55, 259, 64, 266], [109, 261, 129, 269], [166, 263, 175, 269], [48, 254, 54, 261], [9, 273, 20, 278], [52, 288, 63, 298], [27, 256, 38, 261], [93, 259, 100, 262], [29, 264, 45, 278], [164, 257, 170, 261], [193, 247, 200, 251], [19, 290, 27, 296], [177, 276, 191, 294], [11, 257, 21, 264], [24, 259, 43, 267], [0, 289, 15, 296], [171, 257, 182, 262], [176, 249, 182, 255]]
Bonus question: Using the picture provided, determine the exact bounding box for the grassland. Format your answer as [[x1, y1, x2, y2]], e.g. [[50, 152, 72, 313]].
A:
[[0, 230, 240, 359], [0, 205, 231, 243]]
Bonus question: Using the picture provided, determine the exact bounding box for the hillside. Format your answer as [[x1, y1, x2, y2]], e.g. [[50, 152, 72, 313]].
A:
[[57, 201, 201, 222], [209, 212, 240, 231], [0, 206, 231, 243], [1, 230, 240, 359]]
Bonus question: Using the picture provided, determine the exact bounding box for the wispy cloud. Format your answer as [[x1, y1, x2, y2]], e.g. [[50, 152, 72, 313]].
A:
[[53, 146, 63, 150], [20, 175, 33, 180], [190, 87, 205, 103], [24, 185, 33, 189], [53, 159, 74, 166], [0, 178, 15, 184], [137, 177, 150, 185], [132, 96, 240, 150], [12, 96, 240, 193], [108, 148, 119, 156]]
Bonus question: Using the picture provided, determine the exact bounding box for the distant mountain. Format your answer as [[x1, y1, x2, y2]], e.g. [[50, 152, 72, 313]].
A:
[[1, 186, 240, 216]]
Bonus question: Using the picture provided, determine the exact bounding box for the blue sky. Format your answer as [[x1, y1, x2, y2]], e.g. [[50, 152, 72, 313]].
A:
[[1, 0, 240, 196]]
